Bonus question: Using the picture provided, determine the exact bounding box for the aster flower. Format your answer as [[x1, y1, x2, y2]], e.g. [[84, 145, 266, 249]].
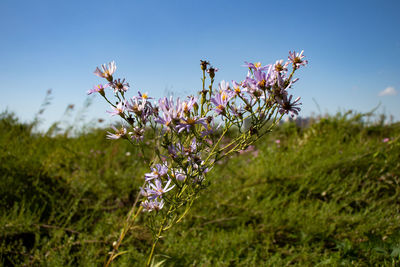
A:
[[145, 163, 169, 182], [243, 61, 270, 71], [111, 78, 129, 93], [242, 77, 263, 99], [137, 91, 153, 101], [148, 179, 175, 199], [181, 96, 197, 114], [129, 127, 145, 142], [107, 101, 126, 116], [168, 143, 185, 159], [155, 112, 174, 128], [229, 103, 243, 117], [185, 138, 199, 155], [273, 59, 289, 72], [176, 116, 208, 133], [140, 186, 152, 198], [277, 94, 302, 117], [288, 50, 308, 68], [152, 199, 165, 211], [253, 68, 273, 91], [141, 199, 165, 212], [94, 61, 116, 82], [155, 97, 184, 129], [171, 169, 186, 182], [127, 94, 155, 124], [232, 81, 243, 95], [106, 125, 127, 139], [211, 81, 235, 115], [127, 97, 146, 116], [87, 84, 108, 95]]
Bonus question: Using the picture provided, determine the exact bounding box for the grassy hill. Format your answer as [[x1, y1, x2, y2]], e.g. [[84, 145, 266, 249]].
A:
[[1, 111, 399, 266]]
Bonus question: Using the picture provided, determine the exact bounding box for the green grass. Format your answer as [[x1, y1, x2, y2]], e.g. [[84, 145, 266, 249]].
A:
[[1, 111, 399, 266]]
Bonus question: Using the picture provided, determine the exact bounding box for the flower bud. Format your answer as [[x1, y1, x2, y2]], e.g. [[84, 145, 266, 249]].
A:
[[200, 60, 209, 71], [127, 116, 135, 125], [207, 67, 218, 79]]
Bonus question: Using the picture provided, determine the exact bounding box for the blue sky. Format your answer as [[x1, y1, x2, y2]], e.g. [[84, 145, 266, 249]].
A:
[[1, 0, 399, 129]]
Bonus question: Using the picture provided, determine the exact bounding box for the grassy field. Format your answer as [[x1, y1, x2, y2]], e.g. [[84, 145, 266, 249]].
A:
[[1, 111, 400, 266]]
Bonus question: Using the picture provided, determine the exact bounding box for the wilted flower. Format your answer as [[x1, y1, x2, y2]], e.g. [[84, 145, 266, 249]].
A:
[[200, 60, 210, 71], [207, 66, 218, 79], [277, 94, 302, 117], [111, 78, 129, 93]]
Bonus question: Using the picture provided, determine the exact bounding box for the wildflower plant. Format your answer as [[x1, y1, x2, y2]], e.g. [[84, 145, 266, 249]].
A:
[[90, 51, 307, 266]]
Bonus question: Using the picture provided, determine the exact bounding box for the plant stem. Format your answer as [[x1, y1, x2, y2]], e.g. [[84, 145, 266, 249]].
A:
[[104, 185, 144, 267], [145, 207, 172, 267]]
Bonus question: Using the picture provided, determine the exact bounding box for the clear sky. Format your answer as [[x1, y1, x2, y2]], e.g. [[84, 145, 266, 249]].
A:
[[1, 0, 399, 130]]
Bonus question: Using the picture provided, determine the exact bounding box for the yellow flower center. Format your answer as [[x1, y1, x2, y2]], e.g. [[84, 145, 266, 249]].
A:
[[183, 102, 189, 112], [222, 92, 227, 101], [186, 118, 196, 125]]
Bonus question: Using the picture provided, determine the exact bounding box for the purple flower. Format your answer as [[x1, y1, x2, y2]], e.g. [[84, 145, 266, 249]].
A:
[[106, 125, 127, 139], [181, 96, 197, 114], [277, 94, 302, 117], [141, 199, 164, 212], [211, 81, 235, 115], [176, 116, 208, 133], [273, 59, 289, 72], [155, 97, 184, 129], [111, 78, 129, 93], [229, 103, 243, 117], [140, 186, 152, 198], [127, 97, 144, 114], [168, 143, 184, 159], [184, 138, 199, 156], [87, 84, 108, 95], [288, 50, 308, 68], [107, 101, 126, 116], [145, 164, 169, 181], [94, 61, 116, 82], [129, 127, 145, 142], [232, 81, 243, 96], [137, 91, 153, 101], [171, 168, 186, 182], [382, 138, 390, 143], [148, 179, 175, 199], [243, 61, 270, 71]]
